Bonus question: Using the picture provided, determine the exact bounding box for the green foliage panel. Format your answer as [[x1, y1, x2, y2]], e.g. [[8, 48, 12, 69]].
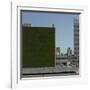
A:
[[22, 27, 55, 68]]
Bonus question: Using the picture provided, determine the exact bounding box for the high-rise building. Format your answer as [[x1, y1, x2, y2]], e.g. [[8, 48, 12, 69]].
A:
[[74, 19, 79, 57], [67, 48, 72, 57], [56, 47, 60, 56]]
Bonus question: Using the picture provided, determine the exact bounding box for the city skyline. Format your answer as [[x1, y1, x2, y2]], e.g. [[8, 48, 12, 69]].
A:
[[56, 47, 73, 56], [21, 11, 80, 54]]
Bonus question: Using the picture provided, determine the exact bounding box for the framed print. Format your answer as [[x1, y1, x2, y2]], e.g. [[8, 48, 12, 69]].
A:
[[21, 9, 80, 78], [11, 1, 87, 88]]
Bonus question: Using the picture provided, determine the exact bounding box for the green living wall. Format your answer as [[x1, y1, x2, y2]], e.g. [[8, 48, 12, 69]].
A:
[[22, 26, 55, 68]]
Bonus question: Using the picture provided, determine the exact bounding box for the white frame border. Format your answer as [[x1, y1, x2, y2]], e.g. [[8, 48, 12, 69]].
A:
[[11, 1, 88, 89]]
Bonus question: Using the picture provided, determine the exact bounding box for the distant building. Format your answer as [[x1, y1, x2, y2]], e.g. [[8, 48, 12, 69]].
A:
[[74, 19, 79, 57], [56, 47, 60, 56], [67, 48, 72, 57], [61, 53, 63, 56]]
